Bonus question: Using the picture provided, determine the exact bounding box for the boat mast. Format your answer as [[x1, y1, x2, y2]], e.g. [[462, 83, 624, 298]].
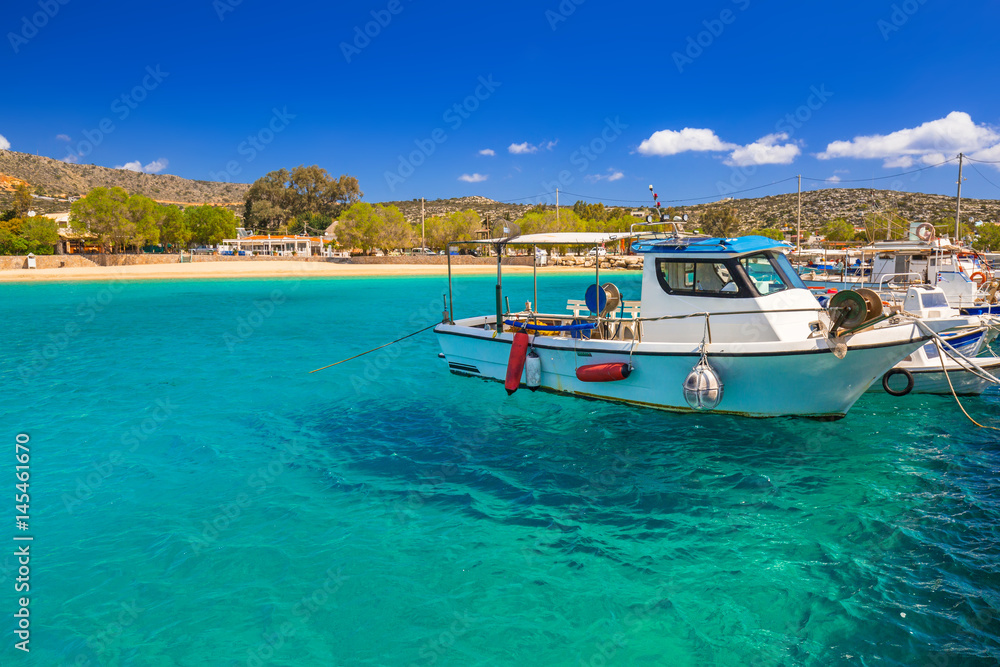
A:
[[955, 153, 964, 243], [796, 174, 801, 255]]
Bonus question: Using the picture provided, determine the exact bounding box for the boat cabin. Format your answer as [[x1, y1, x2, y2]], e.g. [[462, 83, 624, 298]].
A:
[[632, 236, 824, 344]]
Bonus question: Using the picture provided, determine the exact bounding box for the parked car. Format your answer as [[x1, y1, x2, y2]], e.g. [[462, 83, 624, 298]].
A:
[[587, 247, 608, 257], [411, 247, 435, 255]]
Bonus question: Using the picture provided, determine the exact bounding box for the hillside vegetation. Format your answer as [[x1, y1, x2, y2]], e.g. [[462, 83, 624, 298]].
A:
[[0, 150, 248, 212], [2, 150, 997, 234]]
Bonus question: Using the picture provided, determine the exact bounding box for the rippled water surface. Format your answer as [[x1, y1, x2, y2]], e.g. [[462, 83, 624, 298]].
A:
[[2, 274, 999, 666]]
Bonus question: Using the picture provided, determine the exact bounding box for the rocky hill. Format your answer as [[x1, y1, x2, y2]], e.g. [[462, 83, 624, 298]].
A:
[[0, 150, 249, 213], [700, 188, 1000, 231], [385, 195, 533, 225], [388, 189, 1000, 233]]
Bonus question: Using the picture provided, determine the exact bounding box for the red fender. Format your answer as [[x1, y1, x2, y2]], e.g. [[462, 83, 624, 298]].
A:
[[576, 363, 632, 382], [504, 332, 530, 395]]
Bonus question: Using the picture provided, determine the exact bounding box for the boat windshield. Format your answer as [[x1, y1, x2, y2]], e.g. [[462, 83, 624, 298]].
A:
[[739, 252, 805, 296], [920, 291, 950, 308]]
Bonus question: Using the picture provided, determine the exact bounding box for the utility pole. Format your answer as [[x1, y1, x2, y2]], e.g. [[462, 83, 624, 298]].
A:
[[555, 188, 559, 225], [421, 197, 425, 250], [955, 153, 964, 242], [796, 175, 801, 255]]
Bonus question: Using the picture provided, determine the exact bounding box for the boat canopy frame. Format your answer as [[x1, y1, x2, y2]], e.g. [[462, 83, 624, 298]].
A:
[[443, 231, 652, 332]]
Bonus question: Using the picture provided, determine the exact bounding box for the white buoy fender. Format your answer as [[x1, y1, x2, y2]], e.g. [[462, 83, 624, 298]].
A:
[[525, 349, 541, 391], [683, 360, 723, 410]]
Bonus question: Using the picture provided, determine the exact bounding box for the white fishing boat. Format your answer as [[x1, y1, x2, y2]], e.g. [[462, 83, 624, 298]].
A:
[[435, 228, 933, 419], [872, 336, 1000, 396], [800, 224, 999, 314]]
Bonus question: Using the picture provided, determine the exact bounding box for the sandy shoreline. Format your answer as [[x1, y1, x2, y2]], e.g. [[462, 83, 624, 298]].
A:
[[0, 261, 605, 283]]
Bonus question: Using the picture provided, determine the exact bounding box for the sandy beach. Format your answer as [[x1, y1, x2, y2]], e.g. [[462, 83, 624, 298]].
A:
[[0, 260, 597, 283]]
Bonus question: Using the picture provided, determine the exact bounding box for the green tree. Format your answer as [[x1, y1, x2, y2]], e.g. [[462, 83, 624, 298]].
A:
[[698, 206, 742, 237], [245, 167, 362, 232], [749, 227, 786, 241], [862, 208, 908, 242], [376, 204, 410, 252], [70, 187, 131, 252], [13, 183, 32, 217], [974, 222, 1000, 251], [820, 218, 855, 243], [0, 229, 29, 255], [244, 168, 293, 231], [125, 194, 162, 252], [931, 217, 973, 242], [289, 211, 333, 235], [159, 206, 192, 249], [336, 203, 411, 254], [20, 217, 60, 254], [423, 209, 482, 250], [185, 206, 238, 246]]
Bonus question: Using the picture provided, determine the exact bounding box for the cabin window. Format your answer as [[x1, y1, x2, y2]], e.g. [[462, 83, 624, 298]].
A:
[[655, 259, 747, 297], [921, 291, 949, 309], [738, 252, 804, 296]]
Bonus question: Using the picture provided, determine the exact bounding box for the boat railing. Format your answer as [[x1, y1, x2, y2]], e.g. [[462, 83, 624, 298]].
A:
[[877, 272, 924, 291], [501, 305, 827, 344]]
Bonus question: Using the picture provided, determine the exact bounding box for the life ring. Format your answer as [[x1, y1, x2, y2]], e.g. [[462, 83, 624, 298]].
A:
[[969, 272, 986, 286], [915, 222, 935, 244], [882, 368, 914, 397]]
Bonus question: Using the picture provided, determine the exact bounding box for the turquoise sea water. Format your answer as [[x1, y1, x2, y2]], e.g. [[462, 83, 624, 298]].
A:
[[2, 273, 999, 666]]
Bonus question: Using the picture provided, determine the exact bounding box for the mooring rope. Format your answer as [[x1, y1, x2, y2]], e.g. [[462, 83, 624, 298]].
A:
[[911, 318, 1000, 385], [934, 338, 1000, 432], [308, 322, 439, 373]]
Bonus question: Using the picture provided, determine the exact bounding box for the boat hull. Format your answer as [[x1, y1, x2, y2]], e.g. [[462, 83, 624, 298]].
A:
[[435, 319, 929, 418], [870, 357, 1000, 395]]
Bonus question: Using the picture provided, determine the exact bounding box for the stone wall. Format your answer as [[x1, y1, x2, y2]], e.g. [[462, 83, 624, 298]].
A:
[[0, 255, 99, 270], [347, 255, 534, 266]]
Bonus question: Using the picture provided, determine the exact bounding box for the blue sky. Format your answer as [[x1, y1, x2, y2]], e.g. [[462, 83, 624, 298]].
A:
[[3, 0, 1000, 209]]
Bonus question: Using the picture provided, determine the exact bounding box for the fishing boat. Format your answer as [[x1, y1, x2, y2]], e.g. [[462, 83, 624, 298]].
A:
[[435, 228, 934, 419], [872, 335, 1000, 396], [800, 225, 999, 314]]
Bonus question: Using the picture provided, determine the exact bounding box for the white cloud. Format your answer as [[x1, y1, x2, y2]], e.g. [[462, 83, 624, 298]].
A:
[[637, 127, 736, 156], [827, 175, 841, 183], [458, 173, 488, 183], [0, 134, 10, 151], [725, 133, 801, 166], [586, 169, 625, 183], [55, 134, 71, 142], [478, 148, 496, 156], [545, 140, 558, 151], [115, 158, 169, 174], [817, 112, 1000, 167], [143, 158, 168, 174], [61, 153, 79, 164], [509, 142, 538, 154], [970, 143, 1000, 162]]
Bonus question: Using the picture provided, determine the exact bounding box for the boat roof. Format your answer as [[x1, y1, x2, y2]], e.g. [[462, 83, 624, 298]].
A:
[[631, 235, 790, 256], [475, 231, 644, 245]]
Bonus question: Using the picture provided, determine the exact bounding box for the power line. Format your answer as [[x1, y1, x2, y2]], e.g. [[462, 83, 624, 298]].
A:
[[561, 176, 800, 205], [493, 157, 967, 208], [496, 192, 557, 203], [964, 155, 1000, 164], [968, 163, 1000, 192], [802, 156, 958, 183]]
